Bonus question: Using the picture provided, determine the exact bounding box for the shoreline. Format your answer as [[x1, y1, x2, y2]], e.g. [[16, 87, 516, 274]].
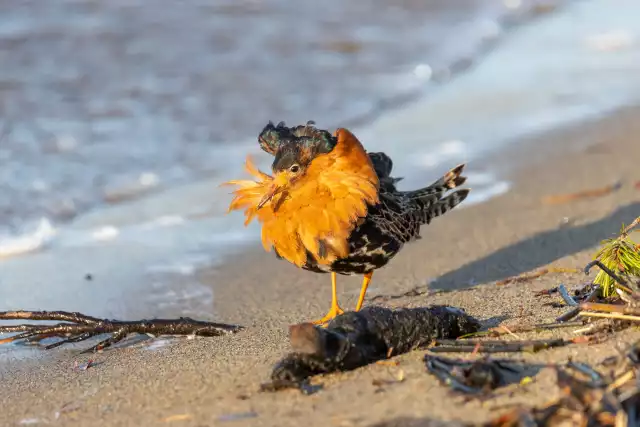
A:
[[4, 0, 640, 248], [1, 103, 639, 426], [0, 0, 565, 237]]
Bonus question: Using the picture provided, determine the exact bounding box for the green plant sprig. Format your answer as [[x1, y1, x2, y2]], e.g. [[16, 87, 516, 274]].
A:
[[592, 217, 640, 297]]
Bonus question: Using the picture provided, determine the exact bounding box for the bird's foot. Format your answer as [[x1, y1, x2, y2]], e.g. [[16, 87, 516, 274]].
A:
[[0, 310, 243, 354], [310, 304, 345, 327]]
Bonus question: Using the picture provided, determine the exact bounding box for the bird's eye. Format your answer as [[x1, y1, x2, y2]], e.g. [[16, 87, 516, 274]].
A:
[[289, 164, 300, 173]]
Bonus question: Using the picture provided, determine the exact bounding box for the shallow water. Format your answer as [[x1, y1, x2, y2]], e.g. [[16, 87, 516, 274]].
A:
[[0, 0, 553, 235]]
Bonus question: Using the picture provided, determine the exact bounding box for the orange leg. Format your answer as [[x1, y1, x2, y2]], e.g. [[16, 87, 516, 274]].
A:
[[355, 272, 373, 311], [311, 272, 344, 325]]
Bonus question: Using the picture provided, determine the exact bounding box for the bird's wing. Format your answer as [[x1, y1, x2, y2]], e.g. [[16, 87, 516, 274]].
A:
[[369, 164, 469, 243], [368, 151, 403, 193], [367, 152, 393, 179]]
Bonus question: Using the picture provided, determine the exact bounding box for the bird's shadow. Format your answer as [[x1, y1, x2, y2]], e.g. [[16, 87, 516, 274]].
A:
[[430, 202, 640, 292]]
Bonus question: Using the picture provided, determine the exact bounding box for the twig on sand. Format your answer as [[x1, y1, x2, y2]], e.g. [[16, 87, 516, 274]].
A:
[[556, 287, 600, 323], [580, 311, 640, 322], [534, 287, 559, 297], [622, 216, 640, 236], [540, 181, 622, 205], [0, 310, 243, 353], [430, 338, 572, 354], [495, 267, 580, 286], [584, 260, 635, 294], [260, 306, 480, 393], [458, 321, 584, 340], [580, 302, 640, 316]]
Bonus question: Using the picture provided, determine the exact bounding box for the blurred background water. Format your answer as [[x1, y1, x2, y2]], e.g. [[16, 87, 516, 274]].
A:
[[1, 0, 640, 353], [0, 0, 557, 236]]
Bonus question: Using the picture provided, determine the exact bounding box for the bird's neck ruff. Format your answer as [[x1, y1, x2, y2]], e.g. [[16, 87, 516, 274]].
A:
[[224, 128, 380, 267]]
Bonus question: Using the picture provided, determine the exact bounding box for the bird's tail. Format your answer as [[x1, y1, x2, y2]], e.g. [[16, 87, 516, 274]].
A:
[[404, 164, 470, 225]]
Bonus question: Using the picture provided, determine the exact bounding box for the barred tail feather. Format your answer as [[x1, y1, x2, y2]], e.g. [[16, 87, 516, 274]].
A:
[[399, 163, 467, 213], [419, 189, 470, 225]]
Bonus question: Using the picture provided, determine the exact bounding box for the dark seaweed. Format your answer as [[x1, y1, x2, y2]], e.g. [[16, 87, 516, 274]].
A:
[[261, 305, 481, 391], [486, 340, 640, 427], [425, 355, 542, 395]]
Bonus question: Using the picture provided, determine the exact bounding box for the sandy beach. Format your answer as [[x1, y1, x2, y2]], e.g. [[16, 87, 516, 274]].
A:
[[1, 104, 639, 426]]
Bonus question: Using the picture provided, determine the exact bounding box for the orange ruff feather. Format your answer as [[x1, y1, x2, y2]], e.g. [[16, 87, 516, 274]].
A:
[[223, 128, 380, 267]]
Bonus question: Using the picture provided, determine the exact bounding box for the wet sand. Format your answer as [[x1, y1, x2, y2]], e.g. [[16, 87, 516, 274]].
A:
[[1, 106, 640, 426]]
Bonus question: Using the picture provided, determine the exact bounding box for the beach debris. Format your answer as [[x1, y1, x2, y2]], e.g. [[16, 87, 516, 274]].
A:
[[430, 338, 571, 354], [495, 267, 580, 286], [425, 354, 540, 395], [485, 339, 640, 427], [19, 419, 43, 425], [162, 414, 193, 423], [370, 417, 470, 427], [217, 411, 258, 422], [555, 284, 600, 323], [372, 368, 406, 389], [73, 359, 98, 371], [260, 306, 481, 393], [557, 284, 578, 307], [558, 216, 574, 228], [635, 181, 640, 191], [541, 181, 622, 205], [533, 287, 559, 297], [483, 321, 586, 338], [0, 310, 243, 353], [533, 237, 636, 326], [588, 217, 640, 297], [54, 401, 83, 419], [563, 223, 640, 334]]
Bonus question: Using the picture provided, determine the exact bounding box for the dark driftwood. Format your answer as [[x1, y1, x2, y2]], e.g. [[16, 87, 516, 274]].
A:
[[261, 305, 481, 392], [486, 340, 640, 427], [0, 310, 243, 353]]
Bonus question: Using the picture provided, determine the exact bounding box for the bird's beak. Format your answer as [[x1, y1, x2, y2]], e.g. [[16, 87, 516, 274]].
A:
[[257, 173, 287, 209]]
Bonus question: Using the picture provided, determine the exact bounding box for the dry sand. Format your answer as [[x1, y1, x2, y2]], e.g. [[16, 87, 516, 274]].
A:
[[1, 106, 640, 426]]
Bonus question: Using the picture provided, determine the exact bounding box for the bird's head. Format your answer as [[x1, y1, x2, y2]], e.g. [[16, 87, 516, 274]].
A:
[[256, 121, 337, 209]]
